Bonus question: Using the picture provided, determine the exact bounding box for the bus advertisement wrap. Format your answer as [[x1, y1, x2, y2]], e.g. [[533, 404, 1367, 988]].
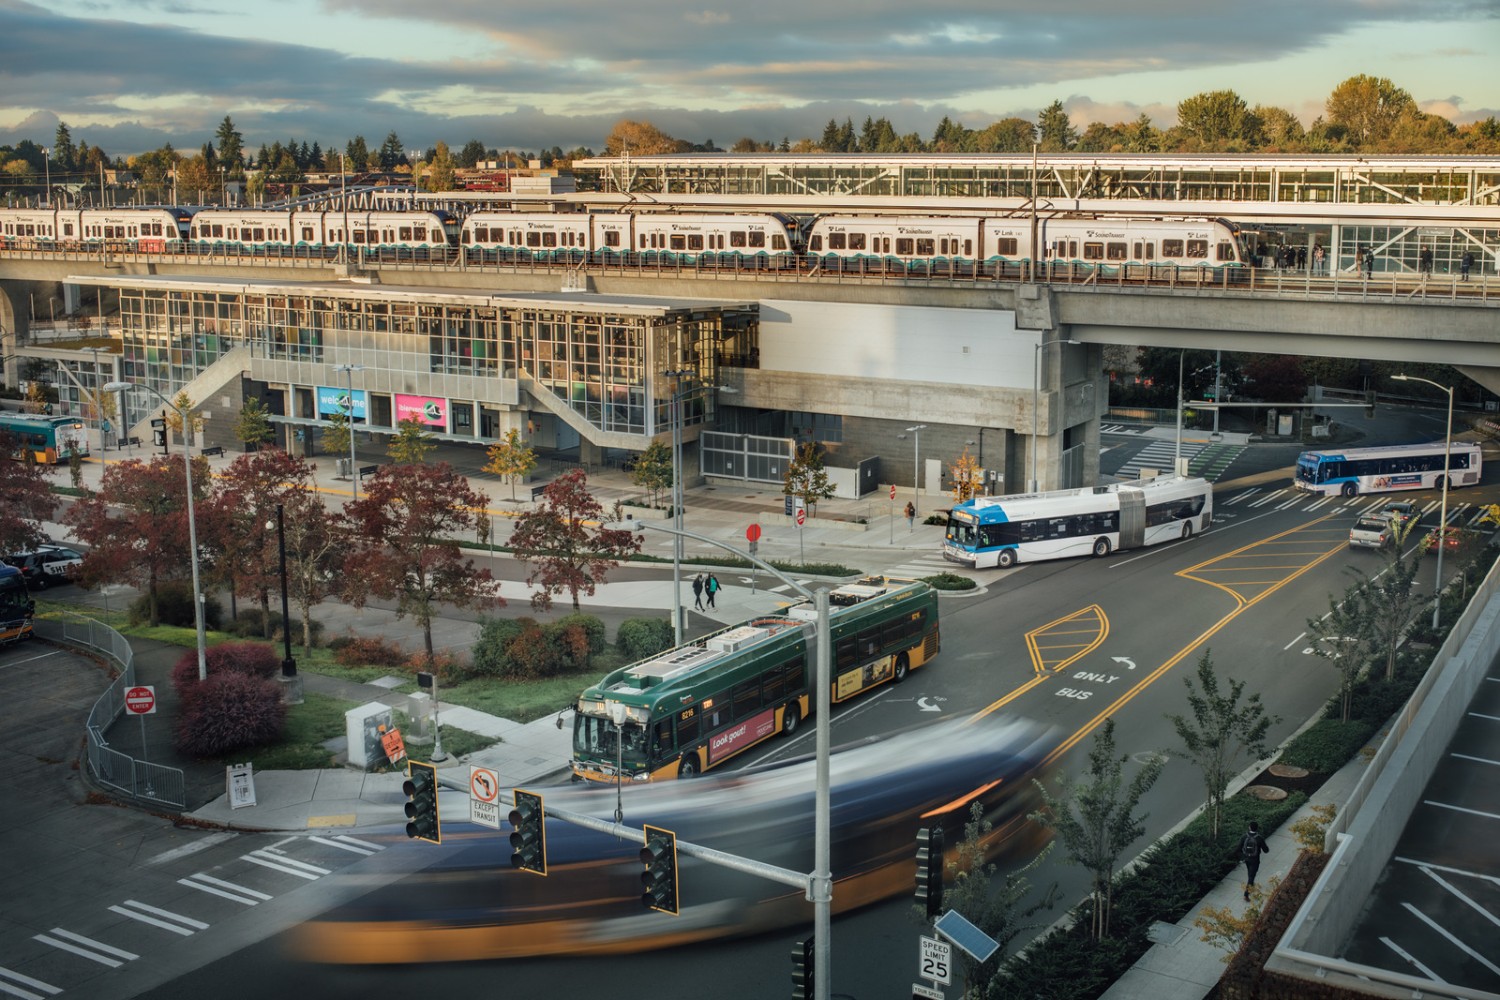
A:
[[708, 708, 777, 765], [1295, 441, 1482, 497]]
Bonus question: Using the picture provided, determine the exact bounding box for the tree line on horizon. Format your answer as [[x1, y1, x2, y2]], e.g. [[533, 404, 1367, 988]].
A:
[[2, 73, 1498, 199]]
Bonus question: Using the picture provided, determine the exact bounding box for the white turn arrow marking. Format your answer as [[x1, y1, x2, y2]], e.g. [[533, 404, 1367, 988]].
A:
[[1111, 656, 1136, 670], [917, 697, 942, 712]]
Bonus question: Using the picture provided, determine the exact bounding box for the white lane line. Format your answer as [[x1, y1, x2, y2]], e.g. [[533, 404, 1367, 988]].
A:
[[1379, 936, 1445, 983], [1423, 799, 1500, 821], [1394, 856, 1500, 887], [310, 835, 379, 856], [147, 831, 235, 865], [242, 850, 330, 879], [33, 929, 138, 967], [109, 900, 210, 935], [1283, 631, 1307, 651], [1469, 712, 1500, 723], [0, 966, 61, 1000], [333, 834, 385, 852], [1401, 902, 1500, 977], [1418, 867, 1500, 930], [1451, 752, 1500, 766], [178, 873, 271, 905]]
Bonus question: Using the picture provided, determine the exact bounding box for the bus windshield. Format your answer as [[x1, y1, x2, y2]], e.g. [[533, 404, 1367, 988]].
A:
[[573, 715, 649, 767]]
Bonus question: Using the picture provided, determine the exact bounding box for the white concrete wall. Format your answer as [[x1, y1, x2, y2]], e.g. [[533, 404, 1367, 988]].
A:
[[759, 300, 1033, 389]]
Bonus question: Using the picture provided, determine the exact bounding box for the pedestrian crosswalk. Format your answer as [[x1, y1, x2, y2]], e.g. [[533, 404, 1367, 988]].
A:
[[1111, 439, 1247, 482], [1099, 424, 1150, 435], [1219, 488, 1497, 531]]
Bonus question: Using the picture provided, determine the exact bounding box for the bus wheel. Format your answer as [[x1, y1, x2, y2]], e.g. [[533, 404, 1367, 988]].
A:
[[782, 704, 801, 737], [997, 549, 1018, 569], [1181, 522, 1193, 540], [678, 755, 699, 778], [1092, 537, 1111, 558], [893, 653, 910, 683], [1342, 483, 1358, 497]]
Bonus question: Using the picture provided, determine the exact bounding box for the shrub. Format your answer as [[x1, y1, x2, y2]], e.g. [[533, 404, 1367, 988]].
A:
[[922, 572, 976, 591], [1277, 719, 1374, 773], [505, 620, 562, 680], [552, 613, 606, 655], [228, 608, 283, 639], [471, 616, 529, 677], [128, 581, 223, 629], [171, 641, 280, 698], [616, 617, 674, 661], [174, 671, 286, 758], [332, 634, 408, 668], [405, 649, 467, 680], [276, 616, 325, 647], [546, 620, 595, 670]]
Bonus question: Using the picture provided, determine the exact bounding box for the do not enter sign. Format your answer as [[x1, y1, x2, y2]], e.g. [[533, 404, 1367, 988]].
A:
[[890, 484, 897, 500], [796, 507, 807, 527], [125, 685, 157, 715]]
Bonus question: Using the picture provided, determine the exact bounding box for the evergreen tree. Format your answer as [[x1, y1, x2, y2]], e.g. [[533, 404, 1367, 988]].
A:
[[459, 139, 487, 168], [378, 132, 405, 171], [214, 115, 244, 169], [820, 119, 842, 151], [1038, 100, 1077, 151], [52, 122, 75, 171], [345, 135, 370, 172]]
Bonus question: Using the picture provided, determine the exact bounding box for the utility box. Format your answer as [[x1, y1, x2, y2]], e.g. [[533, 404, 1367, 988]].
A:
[[345, 702, 395, 771]]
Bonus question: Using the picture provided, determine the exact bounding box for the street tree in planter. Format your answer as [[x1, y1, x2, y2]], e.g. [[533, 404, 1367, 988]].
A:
[[342, 463, 503, 661], [782, 441, 835, 518], [629, 440, 673, 510], [510, 469, 641, 612], [65, 457, 216, 626], [235, 397, 275, 451], [484, 428, 537, 500], [387, 417, 436, 464]]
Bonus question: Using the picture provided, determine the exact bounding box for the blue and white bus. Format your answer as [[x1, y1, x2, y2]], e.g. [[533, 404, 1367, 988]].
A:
[[943, 476, 1213, 569], [1293, 442, 1483, 498]]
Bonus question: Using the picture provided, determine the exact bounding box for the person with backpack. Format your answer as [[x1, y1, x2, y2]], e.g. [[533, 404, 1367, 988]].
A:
[[705, 573, 720, 609], [1238, 821, 1269, 900], [691, 573, 705, 611], [904, 501, 916, 530]]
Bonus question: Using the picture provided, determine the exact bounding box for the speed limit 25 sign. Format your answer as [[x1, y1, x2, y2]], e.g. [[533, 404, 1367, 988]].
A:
[[919, 935, 952, 986]]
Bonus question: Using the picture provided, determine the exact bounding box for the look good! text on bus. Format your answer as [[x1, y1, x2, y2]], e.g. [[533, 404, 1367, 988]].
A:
[[1294, 441, 1483, 497], [570, 578, 941, 783], [943, 475, 1213, 569]]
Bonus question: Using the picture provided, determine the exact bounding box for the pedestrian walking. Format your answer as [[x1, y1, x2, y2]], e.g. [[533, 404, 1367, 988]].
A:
[[904, 501, 916, 530], [1237, 821, 1270, 901], [1313, 245, 1325, 274], [1419, 246, 1433, 276], [705, 573, 720, 609], [1362, 246, 1373, 279], [692, 573, 705, 611], [1461, 250, 1473, 281]]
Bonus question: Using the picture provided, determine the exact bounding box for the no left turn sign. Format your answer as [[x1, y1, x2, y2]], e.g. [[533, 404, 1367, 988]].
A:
[[469, 766, 501, 829]]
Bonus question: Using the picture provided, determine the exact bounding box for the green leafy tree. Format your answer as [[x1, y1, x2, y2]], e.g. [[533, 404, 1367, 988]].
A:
[[321, 409, 351, 461], [975, 117, 1036, 152], [458, 139, 487, 168], [1031, 718, 1163, 940], [782, 442, 835, 517], [235, 397, 274, 451], [629, 440, 674, 508], [509, 470, 641, 612], [483, 428, 538, 500], [1166, 650, 1278, 841], [345, 135, 370, 172], [0, 430, 56, 553], [343, 463, 502, 660], [426, 140, 456, 192], [1176, 90, 1261, 146], [387, 417, 436, 464], [1325, 74, 1416, 147]]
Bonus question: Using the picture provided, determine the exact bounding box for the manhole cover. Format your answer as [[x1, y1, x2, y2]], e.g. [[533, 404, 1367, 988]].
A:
[[1246, 784, 1288, 801]]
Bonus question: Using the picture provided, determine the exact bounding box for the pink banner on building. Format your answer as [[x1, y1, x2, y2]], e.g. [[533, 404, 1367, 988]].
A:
[[394, 393, 447, 428]]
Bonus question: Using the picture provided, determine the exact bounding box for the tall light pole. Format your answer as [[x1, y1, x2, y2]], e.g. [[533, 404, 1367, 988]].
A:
[[1174, 348, 1187, 476], [1392, 374, 1454, 629], [41, 147, 50, 206], [606, 517, 832, 1000], [659, 370, 734, 646], [105, 380, 208, 681], [1031, 338, 1081, 492], [333, 364, 365, 501], [903, 424, 927, 517], [339, 151, 349, 264]]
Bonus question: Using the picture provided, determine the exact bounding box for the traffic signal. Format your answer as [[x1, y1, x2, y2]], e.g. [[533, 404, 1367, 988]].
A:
[[790, 935, 815, 1000], [402, 760, 440, 844], [916, 825, 944, 918], [509, 789, 546, 875], [639, 824, 679, 914]]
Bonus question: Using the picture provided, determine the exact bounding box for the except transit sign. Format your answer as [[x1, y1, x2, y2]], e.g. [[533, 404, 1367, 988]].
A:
[[469, 766, 501, 829], [124, 685, 157, 715]]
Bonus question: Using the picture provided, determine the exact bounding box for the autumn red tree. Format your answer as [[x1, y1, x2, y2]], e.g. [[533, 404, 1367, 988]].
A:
[[0, 430, 57, 554], [282, 486, 353, 655], [509, 468, 640, 612], [206, 449, 317, 636], [342, 463, 502, 660], [64, 457, 212, 625]]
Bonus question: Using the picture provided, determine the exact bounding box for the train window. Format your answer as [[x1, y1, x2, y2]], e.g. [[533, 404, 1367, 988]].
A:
[[1107, 242, 1127, 260], [1187, 239, 1208, 258], [808, 235, 823, 252], [399, 227, 413, 241], [670, 234, 687, 250], [748, 231, 765, 248], [688, 235, 704, 250], [1162, 239, 1184, 257], [352, 230, 367, 244], [525, 232, 541, 247], [1083, 242, 1104, 260], [1216, 242, 1236, 261], [731, 231, 748, 248], [895, 238, 915, 256], [603, 230, 621, 247], [916, 239, 934, 256], [963, 239, 972, 256], [212, 225, 223, 238], [845, 233, 863, 250], [542, 233, 557, 247], [472, 227, 486, 241], [939, 239, 950, 255], [301, 227, 314, 241]]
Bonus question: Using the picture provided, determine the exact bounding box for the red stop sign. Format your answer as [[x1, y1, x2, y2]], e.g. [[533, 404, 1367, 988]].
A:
[[796, 507, 807, 527], [125, 685, 156, 715], [746, 523, 762, 542], [890, 484, 897, 500]]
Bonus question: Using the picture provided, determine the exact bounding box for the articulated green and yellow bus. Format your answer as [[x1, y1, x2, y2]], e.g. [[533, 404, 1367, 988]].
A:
[[571, 578, 941, 783], [0, 412, 89, 464]]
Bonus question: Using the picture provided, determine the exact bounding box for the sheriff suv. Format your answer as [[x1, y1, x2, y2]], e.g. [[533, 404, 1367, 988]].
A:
[[3, 545, 84, 589]]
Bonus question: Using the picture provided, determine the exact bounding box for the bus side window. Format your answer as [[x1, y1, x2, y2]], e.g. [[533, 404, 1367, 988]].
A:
[[835, 637, 857, 669], [732, 679, 760, 719], [676, 711, 700, 747]]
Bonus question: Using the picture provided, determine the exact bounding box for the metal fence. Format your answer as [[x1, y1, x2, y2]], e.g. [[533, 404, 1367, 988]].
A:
[[39, 614, 187, 809]]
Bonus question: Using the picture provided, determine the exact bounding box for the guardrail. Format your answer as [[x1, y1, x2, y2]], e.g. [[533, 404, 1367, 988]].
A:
[[39, 613, 186, 809]]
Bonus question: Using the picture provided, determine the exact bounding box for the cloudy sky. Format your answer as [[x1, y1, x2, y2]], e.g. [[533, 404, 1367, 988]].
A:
[[1, 0, 1496, 158]]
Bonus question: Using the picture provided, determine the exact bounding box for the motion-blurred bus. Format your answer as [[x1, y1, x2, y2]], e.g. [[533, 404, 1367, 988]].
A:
[[0, 412, 89, 464], [1294, 441, 1482, 497]]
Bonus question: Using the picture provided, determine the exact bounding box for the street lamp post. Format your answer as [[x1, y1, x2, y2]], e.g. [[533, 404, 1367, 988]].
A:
[[1174, 348, 1186, 476], [41, 147, 50, 207], [1392, 374, 1454, 629], [333, 364, 365, 501], [274, 504, 296, 677], [105, 380, 208, 681], [662, 368, 692, 646], [606, 517, 833, 1000], [902, 424, 927, 517], [1031, 338, 1081, 492]]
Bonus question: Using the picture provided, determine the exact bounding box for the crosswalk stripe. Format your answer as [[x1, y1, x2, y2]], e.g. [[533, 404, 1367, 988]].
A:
[[0, 966, 61, 1000], [109, 900, 209, 935], [34, 929, 137, 967], [178, 873, 271, 905], [311, 835, 380, 856], [242, 850, 330, 879]]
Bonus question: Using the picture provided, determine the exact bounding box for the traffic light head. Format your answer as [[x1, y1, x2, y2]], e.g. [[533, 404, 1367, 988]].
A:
[[791, 935, 815, 1000], [402, 761, 440, 844], [916, 826, 944, 918], [639, 825, 679, 915], [509, 789, 546, 875]]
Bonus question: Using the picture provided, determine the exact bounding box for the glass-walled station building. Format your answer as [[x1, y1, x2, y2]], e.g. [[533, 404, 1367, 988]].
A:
[[83, 274, 759, 465]]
